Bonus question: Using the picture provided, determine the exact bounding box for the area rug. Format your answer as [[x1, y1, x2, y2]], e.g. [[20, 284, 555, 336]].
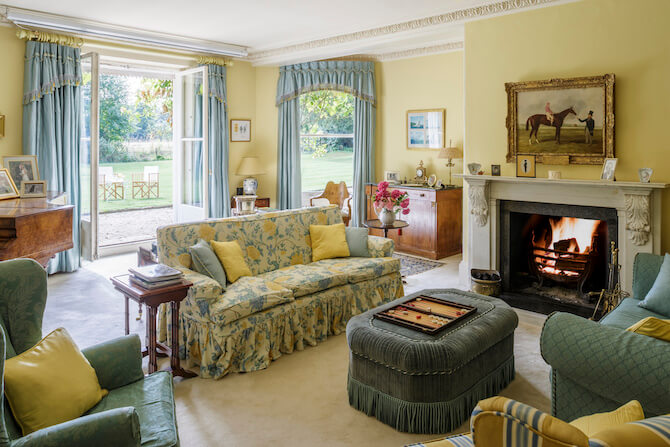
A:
[[392, 253, 444, 277]]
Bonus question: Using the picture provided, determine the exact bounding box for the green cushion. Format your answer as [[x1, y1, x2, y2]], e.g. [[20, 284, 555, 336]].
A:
[[345, 227, 370, 257], [600, 298, 666, 330], [190, 239, 227, 288], [638, 253, 670, 316], [87, 371, 178, 447]]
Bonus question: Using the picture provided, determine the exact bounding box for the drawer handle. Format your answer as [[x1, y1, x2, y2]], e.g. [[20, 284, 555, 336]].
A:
[[419, 193, 425, 197]]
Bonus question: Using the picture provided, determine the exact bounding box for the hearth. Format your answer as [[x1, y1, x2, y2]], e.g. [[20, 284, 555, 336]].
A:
[[499, 200, 617, 317]]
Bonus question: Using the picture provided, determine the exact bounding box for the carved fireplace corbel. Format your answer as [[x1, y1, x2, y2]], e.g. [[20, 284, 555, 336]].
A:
[[468, 182, 489, 227], [624, 193, 651, 246]]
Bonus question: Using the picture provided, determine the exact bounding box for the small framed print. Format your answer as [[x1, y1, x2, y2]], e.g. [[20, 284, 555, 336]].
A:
[[516, 155, 536, 178], [600, 157, 618, 181], [230, 119, 251, 142], [0, 115, 5, 137], [384, 171, 400, 184], [20, 180, 47, 198], [407, 109, 445, 150], [2, 155, 39, 190], [491, 164, 501, 176], [0, 168, 19, 200]]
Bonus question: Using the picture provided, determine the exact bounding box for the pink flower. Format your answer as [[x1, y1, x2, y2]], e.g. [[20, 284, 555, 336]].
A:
[[385, 201, 394, 210], [400, 198, 410, 208], [402, 208, 410, 215], [390, 189, 402, 200], [377, 181, 389, 191], [374, 200, 381, 208]]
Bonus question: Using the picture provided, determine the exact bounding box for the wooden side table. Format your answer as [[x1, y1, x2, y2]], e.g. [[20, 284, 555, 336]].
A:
[[231, 196, 270, 210], [111, 275, 196, 378], [364, 219, 409, 238]]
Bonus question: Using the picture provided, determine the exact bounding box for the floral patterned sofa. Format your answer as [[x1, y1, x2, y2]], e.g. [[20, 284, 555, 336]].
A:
[[157, 205, 404, 379]]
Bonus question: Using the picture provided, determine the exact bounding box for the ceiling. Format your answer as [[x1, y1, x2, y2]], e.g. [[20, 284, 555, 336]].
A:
[[2, 0, 570, 65]]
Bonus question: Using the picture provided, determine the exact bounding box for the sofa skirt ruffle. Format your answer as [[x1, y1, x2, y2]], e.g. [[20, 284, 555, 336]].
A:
[[160, 273, 403, 379]]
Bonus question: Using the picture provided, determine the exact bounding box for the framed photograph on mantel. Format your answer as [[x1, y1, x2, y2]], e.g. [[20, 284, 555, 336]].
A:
[[505, 74, 614, 165], [407, 109, 445, 150]]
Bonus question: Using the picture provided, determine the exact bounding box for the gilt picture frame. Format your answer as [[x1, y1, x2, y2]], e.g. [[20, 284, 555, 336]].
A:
[[20, 180, 47, 198], [0, 168, 19, 200], [407, 109, 445, 150], [505, 74, 614, 165]]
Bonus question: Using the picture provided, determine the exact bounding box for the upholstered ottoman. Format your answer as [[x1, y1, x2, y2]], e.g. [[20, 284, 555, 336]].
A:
[[346, 288, 518, 434]]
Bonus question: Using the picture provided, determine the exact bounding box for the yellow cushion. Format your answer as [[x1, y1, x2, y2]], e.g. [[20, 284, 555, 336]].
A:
[[309, 223, 350, 262], [4, 328, 108, 435], [570, 400, 645, 436], [211, 240, 252, 283], [626, 317, 670, 342]]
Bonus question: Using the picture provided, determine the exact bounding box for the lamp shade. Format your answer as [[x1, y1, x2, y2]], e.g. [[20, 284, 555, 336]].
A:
[[438, 146, 462, 160], [236, 157, 266, 176]]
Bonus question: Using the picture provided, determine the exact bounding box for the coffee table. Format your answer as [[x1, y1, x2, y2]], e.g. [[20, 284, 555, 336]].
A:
[[346, 288, 518, 433]]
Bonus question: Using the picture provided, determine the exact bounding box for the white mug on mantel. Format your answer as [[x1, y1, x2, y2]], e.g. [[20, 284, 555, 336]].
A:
[[548, 171, 562, 180]]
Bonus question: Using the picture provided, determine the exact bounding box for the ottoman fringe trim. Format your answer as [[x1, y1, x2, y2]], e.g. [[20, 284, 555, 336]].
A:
[[347, 356, 515, 434]]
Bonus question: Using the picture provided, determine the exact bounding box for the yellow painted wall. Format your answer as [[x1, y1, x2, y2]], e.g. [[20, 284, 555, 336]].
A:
[[253, 66, 279, 206], [0, 26, 26, 158], [465, 0, 670, 252], [375, 52, 464, 185]]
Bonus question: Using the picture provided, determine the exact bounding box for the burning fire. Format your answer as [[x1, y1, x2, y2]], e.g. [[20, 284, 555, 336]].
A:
[[533, 217, 600, 277]]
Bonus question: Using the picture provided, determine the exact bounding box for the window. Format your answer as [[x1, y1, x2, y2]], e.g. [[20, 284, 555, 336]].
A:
[[299, 91, 354, 205]]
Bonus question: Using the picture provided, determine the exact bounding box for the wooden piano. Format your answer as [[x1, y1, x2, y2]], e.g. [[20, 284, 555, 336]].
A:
[[0, 192, 74, 267]]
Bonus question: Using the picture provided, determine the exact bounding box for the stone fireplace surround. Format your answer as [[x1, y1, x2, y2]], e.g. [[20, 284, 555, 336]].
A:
[[457, 175, 668, 295]]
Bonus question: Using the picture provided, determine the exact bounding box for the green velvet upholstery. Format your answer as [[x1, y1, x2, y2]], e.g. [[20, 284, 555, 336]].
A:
[[0, 258, 179, 447], [541, 253, 670, 422]]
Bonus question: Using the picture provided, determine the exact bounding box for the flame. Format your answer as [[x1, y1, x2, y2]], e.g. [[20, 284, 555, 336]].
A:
[[534, 217, 600, 277]]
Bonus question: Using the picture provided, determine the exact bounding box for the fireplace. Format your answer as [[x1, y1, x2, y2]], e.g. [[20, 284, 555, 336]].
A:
[[499, 201, 618, 317]]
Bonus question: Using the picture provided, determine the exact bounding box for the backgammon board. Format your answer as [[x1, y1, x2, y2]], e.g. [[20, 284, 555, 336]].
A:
[[373, 295, 477, 334]]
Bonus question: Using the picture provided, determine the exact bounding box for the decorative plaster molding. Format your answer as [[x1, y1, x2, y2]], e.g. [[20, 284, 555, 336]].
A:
[[326, 42, 464, 63], [248, 0, 565, 64], [625, 194, 651, 246], [468, 183, 489, 227]]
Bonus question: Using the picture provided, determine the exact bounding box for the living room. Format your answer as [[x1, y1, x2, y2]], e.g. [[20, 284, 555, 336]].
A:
[[0, 0, 669, 446]]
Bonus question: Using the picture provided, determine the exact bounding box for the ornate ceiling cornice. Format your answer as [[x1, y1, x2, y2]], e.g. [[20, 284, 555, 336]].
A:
[[248, 0, 566, 64]]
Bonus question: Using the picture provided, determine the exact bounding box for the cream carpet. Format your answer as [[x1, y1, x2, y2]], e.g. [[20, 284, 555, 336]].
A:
[[45, 253, 550, 447]]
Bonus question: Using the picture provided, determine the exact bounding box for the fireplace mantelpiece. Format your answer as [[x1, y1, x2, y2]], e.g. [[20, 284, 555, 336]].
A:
[[457, 175, 668, 294]]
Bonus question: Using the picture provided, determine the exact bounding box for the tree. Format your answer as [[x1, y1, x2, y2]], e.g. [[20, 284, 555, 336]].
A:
[[99, 75, 135, 162], [300, 91, 354, 158]]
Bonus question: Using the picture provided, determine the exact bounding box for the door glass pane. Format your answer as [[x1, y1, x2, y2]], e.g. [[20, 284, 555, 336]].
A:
[[181, 141, 203, 207], [80, 59, 92, 219], [180, 71, 203, 139]]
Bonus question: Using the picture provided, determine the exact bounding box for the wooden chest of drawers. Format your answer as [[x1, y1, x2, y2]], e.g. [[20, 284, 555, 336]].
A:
[[365, 184, 462, 260]]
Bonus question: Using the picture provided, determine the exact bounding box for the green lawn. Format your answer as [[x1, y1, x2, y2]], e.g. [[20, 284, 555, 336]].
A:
[[81, 160, 173, 213], [301, 151, 353, 191], [516, 125, 603, 155]]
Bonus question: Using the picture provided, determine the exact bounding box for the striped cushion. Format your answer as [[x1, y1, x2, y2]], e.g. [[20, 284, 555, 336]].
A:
[[405, 434, 473, 447], [588, 414, 670, 447]]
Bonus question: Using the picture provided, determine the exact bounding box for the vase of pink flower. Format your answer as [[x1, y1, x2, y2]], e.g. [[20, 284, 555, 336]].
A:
[[373, 181, 410, 225]]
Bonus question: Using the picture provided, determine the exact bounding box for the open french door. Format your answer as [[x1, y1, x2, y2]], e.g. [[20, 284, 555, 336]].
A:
[[174, 66, 209, 222], [80, 52, 99, 260]]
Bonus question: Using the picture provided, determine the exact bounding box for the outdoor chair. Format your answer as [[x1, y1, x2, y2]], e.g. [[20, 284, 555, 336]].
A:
[[310, 181, 352, 225], [132, 166, 160, 199], [98, 166, 124, 201]]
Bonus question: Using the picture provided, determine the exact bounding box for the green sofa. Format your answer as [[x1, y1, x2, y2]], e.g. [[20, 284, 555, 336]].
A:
[[540, 252, 670, 421], [0, 259, 179, 447]]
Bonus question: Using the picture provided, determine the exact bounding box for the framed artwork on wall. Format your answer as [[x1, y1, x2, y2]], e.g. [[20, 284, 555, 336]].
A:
[[505, 74, 614, 165], [230, 119, 251, 142], [2, 155, 39, 190], [407, 109, 445, 150]]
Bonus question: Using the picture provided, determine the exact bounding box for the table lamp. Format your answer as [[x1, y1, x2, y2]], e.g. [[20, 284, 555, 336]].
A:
[[236, 156, 266, 195], [438, 142, 462, 186]]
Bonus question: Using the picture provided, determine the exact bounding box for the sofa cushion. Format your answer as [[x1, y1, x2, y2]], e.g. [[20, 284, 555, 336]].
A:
[[211, 240, 252, 283], [309, 223, 350, 262], [600, 298, 667, 330], [87, 371, 177, 447], [208, 276, 294, 324], [345, 227, 370, 257], [312, 257, 400, 284], [258, 264, 349, 298], [638, 253, 670, 316], [190, 239, 227, 288], [626, 317, 670, 342]]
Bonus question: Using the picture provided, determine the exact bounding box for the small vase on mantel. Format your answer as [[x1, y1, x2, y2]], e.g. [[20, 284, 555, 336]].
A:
[[378, 208, 396, 226]]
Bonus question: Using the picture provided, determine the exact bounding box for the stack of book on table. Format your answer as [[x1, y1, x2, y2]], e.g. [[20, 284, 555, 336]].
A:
[[128, 264, 184, 290]]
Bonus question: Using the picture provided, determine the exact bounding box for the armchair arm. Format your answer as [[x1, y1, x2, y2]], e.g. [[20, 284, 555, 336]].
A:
[[177, 267, 223, 301], [82, 335, 143, 390], [367, 236, 394, 257], [540, 312, 670, 415], [11, 407, 140, 447]]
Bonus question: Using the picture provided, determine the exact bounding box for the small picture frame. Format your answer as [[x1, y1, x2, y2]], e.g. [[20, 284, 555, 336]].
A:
[[491, 164, 501, 176], [2, 155, 39, 189], [20, 180, 47, 198], [0, 115, 5, 138], [407, 109, 445, 150], [384, 171, 400, 184], [516, 155, 536, 178], [0, 168, 19, 200], [638, 168, 653, 183], [230, 119, 251, 142], [600, 157, 618, 181]]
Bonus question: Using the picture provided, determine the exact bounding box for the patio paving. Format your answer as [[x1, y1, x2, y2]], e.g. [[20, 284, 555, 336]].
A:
[[99, 206, 173, 246]]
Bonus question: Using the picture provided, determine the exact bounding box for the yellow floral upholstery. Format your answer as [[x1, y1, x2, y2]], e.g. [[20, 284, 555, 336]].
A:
[[156, 206, 403, 379]]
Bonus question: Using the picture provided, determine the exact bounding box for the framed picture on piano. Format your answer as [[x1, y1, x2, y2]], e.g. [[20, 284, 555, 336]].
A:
[[0, 169, 19, 200]]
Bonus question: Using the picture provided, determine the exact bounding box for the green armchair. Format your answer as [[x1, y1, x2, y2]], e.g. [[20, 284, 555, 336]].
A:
[[0, 259, 179, 447], [540, 253, 670, 421]]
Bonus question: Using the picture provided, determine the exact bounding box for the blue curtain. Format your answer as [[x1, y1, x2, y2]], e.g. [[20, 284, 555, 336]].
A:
[[275, 61, 375, 223], [205, 64, 230, 218], [22, 41, 82, 273]]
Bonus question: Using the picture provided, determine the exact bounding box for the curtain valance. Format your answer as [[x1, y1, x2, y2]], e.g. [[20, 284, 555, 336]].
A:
[[23, 41, 82, 105], [202, 63, 227, 105], [276, 61, 376, 106]]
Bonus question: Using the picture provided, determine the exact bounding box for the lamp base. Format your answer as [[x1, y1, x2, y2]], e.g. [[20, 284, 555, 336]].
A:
[[243, 177, 258, 195]]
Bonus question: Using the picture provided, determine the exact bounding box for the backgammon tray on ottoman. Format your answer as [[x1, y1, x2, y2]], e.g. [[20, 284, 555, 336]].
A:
[[373, 295, 476, 334]]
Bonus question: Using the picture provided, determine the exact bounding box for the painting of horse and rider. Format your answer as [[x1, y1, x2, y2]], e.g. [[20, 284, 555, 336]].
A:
[[506, 74, 615, 165]]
